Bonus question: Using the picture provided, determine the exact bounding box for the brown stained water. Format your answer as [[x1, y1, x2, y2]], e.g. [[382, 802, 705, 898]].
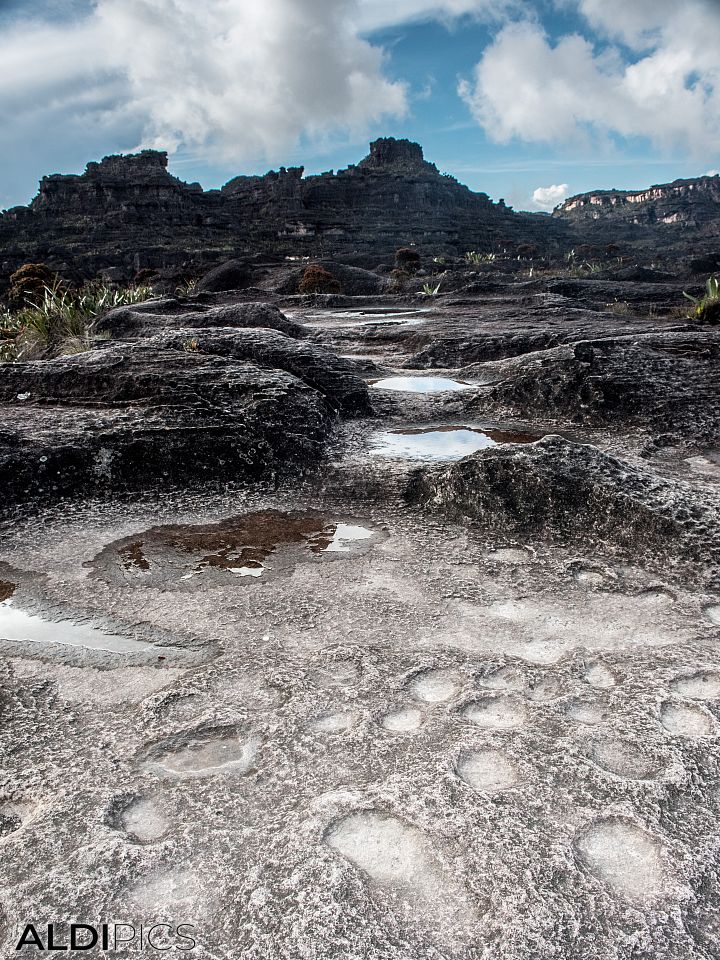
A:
[[369, 424, 541, 460], [90, 509, 375, 584], [0, 581, 16, 603]]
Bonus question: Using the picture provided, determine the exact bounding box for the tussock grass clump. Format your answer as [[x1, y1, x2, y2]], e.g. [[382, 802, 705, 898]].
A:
[[464, 250, 496, 265], [298, 265, 342, 295], [0, 281, 154, 361], [684, 276, 720, 324]]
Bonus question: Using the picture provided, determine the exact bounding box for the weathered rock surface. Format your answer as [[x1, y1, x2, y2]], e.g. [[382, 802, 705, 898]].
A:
[[2, 279, 720, 959], [0, 139, 567, 285], [260, 260, 393, 296], [555, 174, 720, 249], [408, 437, 720, 580], [97, 299, 304, 339], [0, 328, 370, 512], [464, 331, 720, 442], [195, 258, 253, 293]]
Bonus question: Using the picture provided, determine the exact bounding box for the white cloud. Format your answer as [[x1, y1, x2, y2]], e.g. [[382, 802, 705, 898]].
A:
[[530, 183, 569, 211], [570, 0, 681, 44], [353, 0, 521, 33], [0, 0, 409, 167], [459, 1, 720, 160]]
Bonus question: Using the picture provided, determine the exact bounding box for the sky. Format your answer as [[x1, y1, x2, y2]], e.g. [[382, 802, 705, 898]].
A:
[[1, 0, 719, 212]]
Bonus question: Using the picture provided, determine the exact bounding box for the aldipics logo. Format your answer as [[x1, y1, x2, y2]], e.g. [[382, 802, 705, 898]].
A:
[[15, 923, 197, 952]]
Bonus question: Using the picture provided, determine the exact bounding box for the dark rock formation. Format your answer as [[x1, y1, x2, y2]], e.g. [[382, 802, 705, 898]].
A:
[[261, 260, 392, 296], [408, 437, 720, 575], [555, 175, 720, 250], [151, 328, 370, 415], [196, 259, 253, 293], [0, 326, 370, 513], [464, 331, 720, 443], [97, 299, 303, 339], [0, 139, 566, 286]]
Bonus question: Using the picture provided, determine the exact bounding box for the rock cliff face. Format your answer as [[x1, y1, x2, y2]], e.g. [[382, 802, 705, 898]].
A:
[[555, 175, 720, 245], [3, 140, 719, 285], [0, 139, 564, 283]]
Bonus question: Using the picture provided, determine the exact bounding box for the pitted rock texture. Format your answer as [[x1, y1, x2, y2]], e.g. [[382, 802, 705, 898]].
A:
[[464, 331, 720, 443], [408, 437, 720, 581]]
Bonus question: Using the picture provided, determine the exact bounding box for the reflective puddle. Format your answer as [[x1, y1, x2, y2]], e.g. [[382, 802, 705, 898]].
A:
[[0, 600, 157, 654], [369, 424, 541, 459], [90, 509, 377, 587], [305, 309, 426, 328], [370, 376, 473, 393]]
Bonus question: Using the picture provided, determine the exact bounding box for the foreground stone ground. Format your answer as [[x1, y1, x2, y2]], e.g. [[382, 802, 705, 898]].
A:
[[1, 277, 720, 958]]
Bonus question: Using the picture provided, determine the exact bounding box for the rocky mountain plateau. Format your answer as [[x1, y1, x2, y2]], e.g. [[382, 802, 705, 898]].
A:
[[0, 139, 720, 959]]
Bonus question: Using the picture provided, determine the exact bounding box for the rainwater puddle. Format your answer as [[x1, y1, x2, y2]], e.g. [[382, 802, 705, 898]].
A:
[[0, 600, 156, 655], [370, 376, 472, 393], [90, 509, 377, 587], [369, 424, 540, 460], [306, 309, 425, 328]]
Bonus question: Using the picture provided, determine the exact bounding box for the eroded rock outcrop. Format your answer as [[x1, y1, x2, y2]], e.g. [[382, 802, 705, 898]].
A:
[[408, 437, 720, 578], [97, 299, 304, 339], [464, 331, 720, 443], [0, 139, 565, 286], [0, 327, 370, 512]]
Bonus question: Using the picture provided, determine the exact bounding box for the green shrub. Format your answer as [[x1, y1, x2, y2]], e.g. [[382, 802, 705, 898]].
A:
[[420, 281, 442, 296], [298, 265, 342, 295], [464, 250, 496, 265], [683, 276, 720, 324], [0, 281, 154, 361]]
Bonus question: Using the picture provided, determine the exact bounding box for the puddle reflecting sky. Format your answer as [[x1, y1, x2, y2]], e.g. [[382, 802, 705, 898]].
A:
[[370, 376, 473, 393], [370, 425, 541, 460], [0, 601, 154, 654]]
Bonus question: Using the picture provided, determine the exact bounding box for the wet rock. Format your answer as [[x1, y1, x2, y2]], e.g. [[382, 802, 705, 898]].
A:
[[408, 437, 720, 576]]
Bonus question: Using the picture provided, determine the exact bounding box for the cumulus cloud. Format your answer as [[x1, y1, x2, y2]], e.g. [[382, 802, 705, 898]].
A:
[[459, 1, 720, 159], [531, 183, 569, 211], [353, 0, 521, 33], [0, 0, 409, 167]]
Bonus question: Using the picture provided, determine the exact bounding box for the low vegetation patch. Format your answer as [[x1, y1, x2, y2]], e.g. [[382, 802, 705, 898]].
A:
[[0, 280, 154, 361], [298, 265, 342, 295], [684, 276, 720, 324], [394, 247, 421, 273]]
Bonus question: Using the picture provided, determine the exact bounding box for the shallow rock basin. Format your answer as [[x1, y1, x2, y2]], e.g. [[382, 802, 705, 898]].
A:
[[0, 600, 154, 654], [305, 309, 426, 328], [369, 424, 540, 459], [89, 509, 377, 587], [369, 376, 473, 393]]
